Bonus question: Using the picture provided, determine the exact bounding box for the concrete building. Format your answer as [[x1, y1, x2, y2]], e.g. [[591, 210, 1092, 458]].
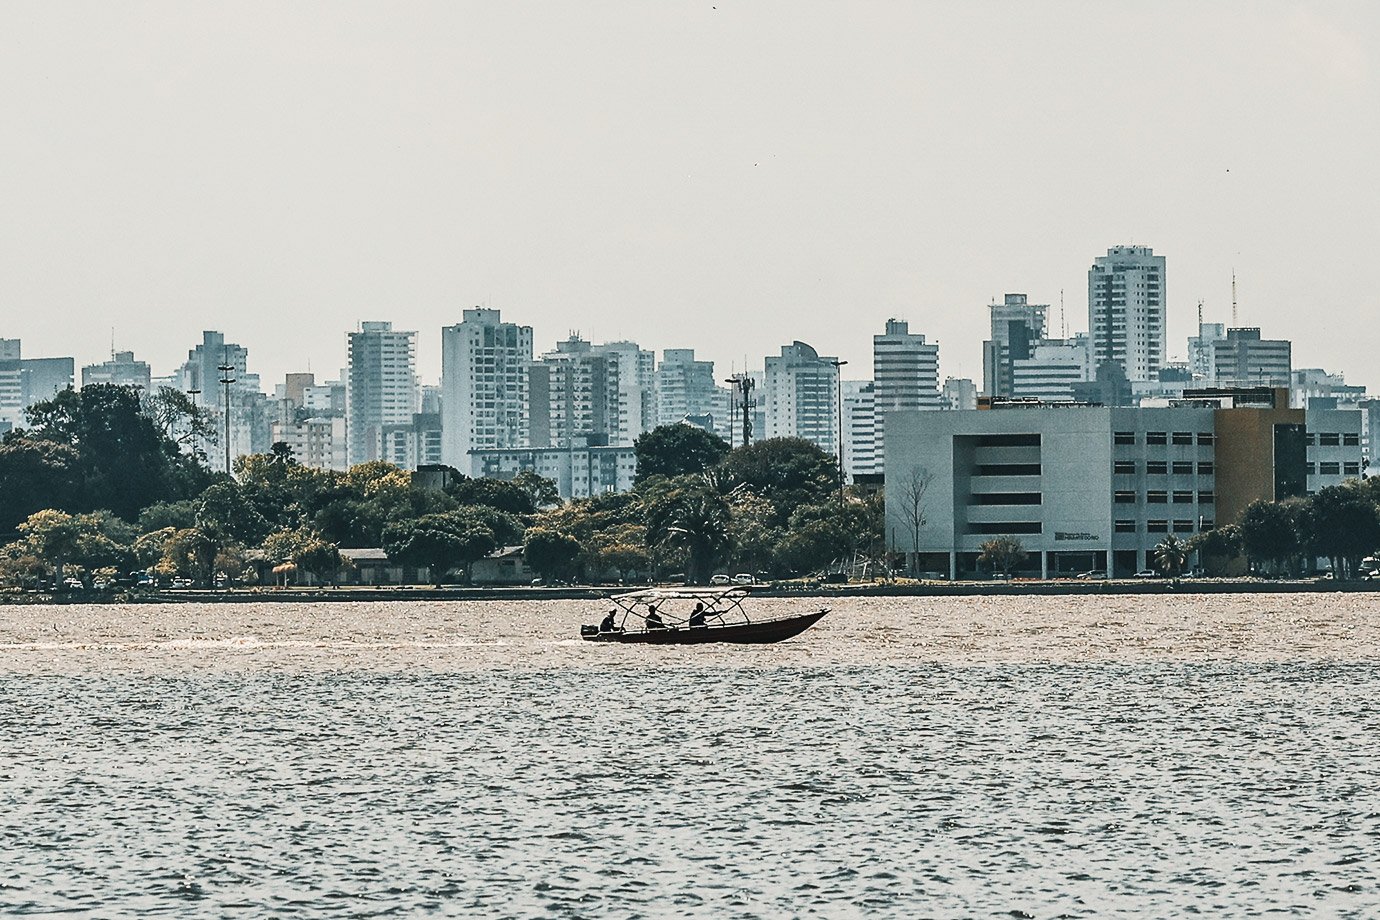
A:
[[982, 294, 1048, 398], [1211, 327, 1290, 388], [655, 348, 726, 436], [380, 412, 443, 469], [1187, 322, 1225, 381], [21, 356, 74, 406], [885, 387, 1359, 580], [1088, 246, 1166, 382], [441, 308, 533, 475], [1010, 335, 1092, 403], [271, 416, 348, 471], [763, 341, 840, 453], [841, 380, 877, 478], [347, 321, 418, 466], [591, 341, 656, 445], [943, 377, 978, 411], [82, 351, 152, 390], [1361, 399, 1380, 467], [471, 435, 636, 500], [1290, 368, 1366, 410], [529, 335, 622, 449], [873, 319, 941, 472], [0, 339, 23, 429]]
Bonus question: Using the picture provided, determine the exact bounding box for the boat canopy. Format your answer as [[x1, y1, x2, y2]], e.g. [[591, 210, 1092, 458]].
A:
[[600, 586, 755, 629]]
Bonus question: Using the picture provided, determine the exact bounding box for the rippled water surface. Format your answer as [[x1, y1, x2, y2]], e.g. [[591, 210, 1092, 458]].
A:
[[3, 595, 1380, 917]]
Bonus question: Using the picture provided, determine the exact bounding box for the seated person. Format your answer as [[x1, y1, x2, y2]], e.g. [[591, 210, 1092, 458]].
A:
[[599, 609, 618, 632], [688, 602, 707, 628], [645, 605, 669, 629]]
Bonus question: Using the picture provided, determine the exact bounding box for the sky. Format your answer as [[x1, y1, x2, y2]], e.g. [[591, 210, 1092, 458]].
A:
[[2, 1, 1378, 389]]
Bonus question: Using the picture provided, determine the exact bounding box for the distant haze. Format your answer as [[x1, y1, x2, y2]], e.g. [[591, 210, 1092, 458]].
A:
[[2, 2, 1377, 388]]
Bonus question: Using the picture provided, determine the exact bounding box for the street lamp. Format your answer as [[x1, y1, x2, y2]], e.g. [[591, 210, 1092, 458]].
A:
[[218, 358, 236, 476], [827, 359, 848, 513]]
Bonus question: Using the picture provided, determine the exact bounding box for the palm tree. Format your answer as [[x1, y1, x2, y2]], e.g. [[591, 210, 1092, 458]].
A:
[[1154, 535, 1190, 577], [646, 485, 732, 585]]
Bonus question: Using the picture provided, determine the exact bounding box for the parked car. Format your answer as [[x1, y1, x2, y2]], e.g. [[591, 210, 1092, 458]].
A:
[[62, 578, 84, 590], [1133, 570, 1158, 578], [710, 574, 732, 586], [732, 574, 755, 585], [1076, 570, 1107, 580]]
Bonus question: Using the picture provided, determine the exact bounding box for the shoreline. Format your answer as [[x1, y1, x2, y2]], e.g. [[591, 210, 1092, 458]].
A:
[[4, 578, 1378, 604]]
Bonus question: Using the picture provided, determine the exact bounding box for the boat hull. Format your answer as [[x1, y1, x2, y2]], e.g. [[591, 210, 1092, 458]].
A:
[[583, 609, 828, 645]]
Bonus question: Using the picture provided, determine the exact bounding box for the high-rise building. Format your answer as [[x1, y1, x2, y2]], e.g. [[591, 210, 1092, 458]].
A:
[[942, 377, 978, 411], [441, 308, 533, 474], [82, 351, 152, 390], [841, 380, 877, 477], [347, 321, 418, 466], [1210, 328, 1291, 388], [872, 319, 940, 472], [1187, 322, 1225, 382], [763, 341, 840, 452], [1291, 369, 1366, 410], [529, 335, 621, 449], [0, 339, 22, 430], [590, 341, 656, 445], [177, 331, 269, 472], [271, 372, 348, 470], [1010, 335, 1092, 403], [982, 294, 1048, 398], [656, 348, 727, 436], [21, 357, 74, 406], [1088, 245, 1166, 382]]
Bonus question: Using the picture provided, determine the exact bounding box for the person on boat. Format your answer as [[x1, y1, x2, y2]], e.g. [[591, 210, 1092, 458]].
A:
[[645, 605, 669, 629], [599, 608, 618, 632], [688, 602, 707, 628]]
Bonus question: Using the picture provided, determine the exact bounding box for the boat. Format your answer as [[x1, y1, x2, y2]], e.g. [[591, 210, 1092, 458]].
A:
[[580, 586, 828, 644]]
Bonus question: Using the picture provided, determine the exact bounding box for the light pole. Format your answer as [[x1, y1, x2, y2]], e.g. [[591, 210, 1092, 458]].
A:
[[218, 359, 236, 476], [827, 358, 848, 513], [725, 374, 755, 448]]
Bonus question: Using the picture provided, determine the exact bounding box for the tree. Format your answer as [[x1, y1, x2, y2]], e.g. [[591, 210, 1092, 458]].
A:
[[160, 527, 220, 585], [294, 537, 343, 585], [643, 478, 732, 584], [888, 464, 933, 575], [1238, 500, 1302, 575], [196, 481, 271, 545], [1153, 535, 1190, 577], [719, 438, 838, 524], [1187, 525, 1241, 575], [634, 425, 730, 483], [382, 510, 497, 585], [523, 528, 582, 583], [0, 436, 83, 535], [1306, 485, 1380, 579], [977, 536, 1027, 578], [16, 510, 82, 584], [145, 386, 217, 459]]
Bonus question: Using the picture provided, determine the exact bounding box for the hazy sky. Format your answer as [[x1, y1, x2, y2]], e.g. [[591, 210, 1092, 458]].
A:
[[3, 1, 1377, 389]]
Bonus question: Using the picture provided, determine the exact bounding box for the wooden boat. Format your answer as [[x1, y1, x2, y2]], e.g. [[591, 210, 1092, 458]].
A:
[[581, 587, 828, 645]]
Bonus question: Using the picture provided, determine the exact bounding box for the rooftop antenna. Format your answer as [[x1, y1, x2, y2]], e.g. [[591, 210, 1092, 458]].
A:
[[1059, 289, 1066, 339], [110, 327, 115, 359], [1197, 299, 1203, 328], [1231, 269, 1238, 328]]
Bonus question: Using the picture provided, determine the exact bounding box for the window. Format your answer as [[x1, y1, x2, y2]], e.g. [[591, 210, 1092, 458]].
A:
[[970, 493, 1042, 506], [1197, 432, 1215, 445], [1114, 431, 1136, 445], [1147, 490, 1168, 504], [1147, 461, 1168, 474], [969, 521, 1042, 534], [975, 463, 1042, 476], [1173, 520, 1195, 533], [1200, 519, 1215, 530], [1319, 433, 1340, 447], [1305, 433, 1317, 446], [1147, 520, 1169, 533], [1114, 490, 1136, 504], [1320, 462, 1341, 475], [1115, 520, 1137, 533], [975, 433, 1040, 447], [1199, 490, 1215, 504], [1147, 432, 1167, 445], [1344, 433, 1360, 447], [1114, 460, 1137, 474], [1345, 462, 1361, 475], [1172, 432, 1193, 445], [1306, 462, 1318, 475], [1198, 461, 1215, 474], [1173, 491, 1193, 503], [1172, 461, 1194, 475]]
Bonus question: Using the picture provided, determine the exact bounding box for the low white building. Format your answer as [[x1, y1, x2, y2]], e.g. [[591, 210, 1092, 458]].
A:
[[470, 436, 636, 500]]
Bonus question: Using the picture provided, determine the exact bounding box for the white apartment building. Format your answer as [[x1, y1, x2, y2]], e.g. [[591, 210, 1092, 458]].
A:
[[656, 348, 726, 435], [763, 341, 840, 453], [591, 341, 656, 445], [943, 377, 978, 411], [441, 308, 533, 475], [530, 335, 623, 449], [1210, 328, 1291, 388], [347, 321, 418, 466], [1088, 246, 1166, 382], [271, 416, 348, 471], [841, 380, 877, 477], [982, 294, 1048, 398], [82, 351, 152, 390], [873, 319, 941, 472], [176, 331, 269, 472], [471, 437, 637, 500], [1010, 335, 1092, 402]]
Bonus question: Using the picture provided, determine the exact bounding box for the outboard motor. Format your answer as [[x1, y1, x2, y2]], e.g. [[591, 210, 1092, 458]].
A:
[[580, 624, 600, 637]]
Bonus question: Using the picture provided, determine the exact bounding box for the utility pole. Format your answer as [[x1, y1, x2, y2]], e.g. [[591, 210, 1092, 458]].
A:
[[218, 356, 236, 476], [725, 374, 755, 448]]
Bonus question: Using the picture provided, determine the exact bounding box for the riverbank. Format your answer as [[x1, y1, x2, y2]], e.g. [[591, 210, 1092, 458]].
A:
[[4, 577, 1378, 604]]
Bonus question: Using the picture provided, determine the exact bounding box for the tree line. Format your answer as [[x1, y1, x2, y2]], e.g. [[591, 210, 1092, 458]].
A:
[[0, 384, 884, 589]]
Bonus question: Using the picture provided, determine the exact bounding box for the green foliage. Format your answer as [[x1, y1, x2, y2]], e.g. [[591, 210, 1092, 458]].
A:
[[138, 500, 199, 533], [446, 470, 558, 516], [0, 437, 82, 535], [1305, 484, 1380, 579], [633, 425, 730, 483], [719, 438, 838, 525], [1238, 500, 1303, 574], [382, 509, 499, 585], [523, 528, 582, 582], [1186, 525, 1242, 574], [978, 536, 1027, 577], [196, 481, 271, 545], [643, 476, 732, 584], [1153, 535, 1190, 577]]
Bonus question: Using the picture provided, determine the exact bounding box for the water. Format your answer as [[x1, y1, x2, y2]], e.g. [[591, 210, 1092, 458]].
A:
[[3, 595, 1379, 917]]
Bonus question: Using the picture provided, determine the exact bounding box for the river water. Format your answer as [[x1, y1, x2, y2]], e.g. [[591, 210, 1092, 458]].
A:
[[2, 595, 1379, 917]]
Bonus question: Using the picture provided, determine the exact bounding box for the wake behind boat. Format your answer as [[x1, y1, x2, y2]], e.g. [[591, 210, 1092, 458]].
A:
[[580, 587, 828, 645]]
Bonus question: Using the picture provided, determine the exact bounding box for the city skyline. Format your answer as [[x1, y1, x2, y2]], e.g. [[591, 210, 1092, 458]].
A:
[[2, 4, 1377, 390]]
